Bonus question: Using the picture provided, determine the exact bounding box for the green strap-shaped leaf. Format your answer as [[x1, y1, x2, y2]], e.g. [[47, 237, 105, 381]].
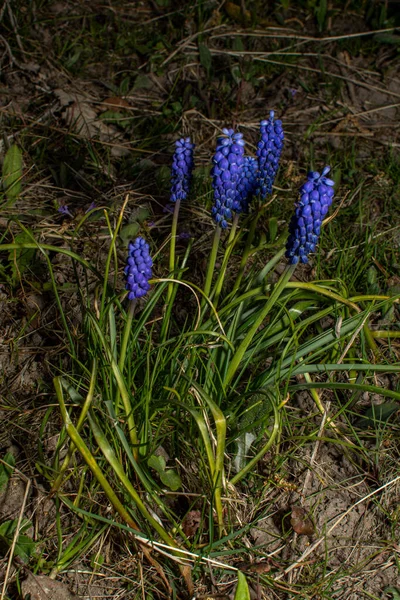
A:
[[3, 144, 23, 203], [234, 572, 250, 600], [0, 452, 15, 492]]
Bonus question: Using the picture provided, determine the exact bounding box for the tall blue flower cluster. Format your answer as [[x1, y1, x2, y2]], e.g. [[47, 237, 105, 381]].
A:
[[235, 156, 258, 213], [211, 128, 245, 229], [256, 111, 284, 198], [170, 137, 195, 203], [124, 237, 153, 300], [285, 166, 335, 264]]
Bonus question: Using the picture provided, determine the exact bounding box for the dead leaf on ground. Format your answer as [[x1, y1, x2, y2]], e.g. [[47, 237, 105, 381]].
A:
[[236, 561, 271, 574], [21, 573, 80, 600], [54, 88, 129, 158], [291, 506, 315, 536], [182, 510, 202, 537], [102, 96, 130, 108]]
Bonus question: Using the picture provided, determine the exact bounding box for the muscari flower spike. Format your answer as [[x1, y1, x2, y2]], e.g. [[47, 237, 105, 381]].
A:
[[58, 204, 73, 217], [170, 137, 195, 203], [256, 111, 284, 198], [211, 128, 245, 228], [285, 166, 335, 264], [236, 156, 258, 213], [124, 237, 153, 300]]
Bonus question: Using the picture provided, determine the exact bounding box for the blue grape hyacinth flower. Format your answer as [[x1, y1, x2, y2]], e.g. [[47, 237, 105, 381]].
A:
[[170, 137, 195, 203], [256, 111, 284, 198], [285, 166, 335, 264], [211, 128, 245, 228], [58, 204, 73, 217], [236, 156, 258, 213], [124, 237, 153, 300]]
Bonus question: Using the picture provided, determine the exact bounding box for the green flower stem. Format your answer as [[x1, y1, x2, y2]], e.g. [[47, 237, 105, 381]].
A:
[[229, 392, 281, 486], [118, 299, 137, 374], [161, 238, 193, 343], [224, 264, 297, 389], [101, 205, 126, 318], [112, 299, 137, 421], [167, 199, 181, 303], [54, 377, 141, 533], [51, 360, 98, 494], [231, 211, 261, 296], [202, 226, 221, 309], [213, 214, 240, 307]]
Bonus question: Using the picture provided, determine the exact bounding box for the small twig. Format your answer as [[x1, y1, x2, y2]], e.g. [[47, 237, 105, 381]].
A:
[[1, 478, 31, 599], [337, 312, 370, 365], [320, 102, 400, 127], [0, 33, 21, 67], [301, 402, 330, 503], [6, 0, 24, 55], [0, 0, 7, 22], [210, 26, 397, 43], [161, 24, 225, 67]]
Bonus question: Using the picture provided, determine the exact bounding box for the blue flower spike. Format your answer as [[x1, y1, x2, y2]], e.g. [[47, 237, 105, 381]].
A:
[[58, 205, 73, 218], [124, 237, 153, 300], [236, 156, 258, 213], [256, 111, 284, 198], [285, 166, 335, 265], [170, 137, 195, 203], [211, 128, 245, 228]]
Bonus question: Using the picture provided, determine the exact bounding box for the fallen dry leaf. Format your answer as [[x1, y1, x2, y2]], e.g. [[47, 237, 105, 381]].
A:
[[182, 510, 202, 537], [290, 506, 315, 536], [102, 96, 130, 108], [236, 561, 271, 574], [54, 88, 129, 158]]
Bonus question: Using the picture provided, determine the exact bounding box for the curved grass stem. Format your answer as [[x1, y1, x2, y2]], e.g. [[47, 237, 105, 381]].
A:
[[231, 211, 261, 295], [118, 299, 137, 374], [51, 360, 98, 494], [167, 199, 181, 303], [213, 214, 240, 307], [202, 226, 221, 310], [229, 391, 281, 486]]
